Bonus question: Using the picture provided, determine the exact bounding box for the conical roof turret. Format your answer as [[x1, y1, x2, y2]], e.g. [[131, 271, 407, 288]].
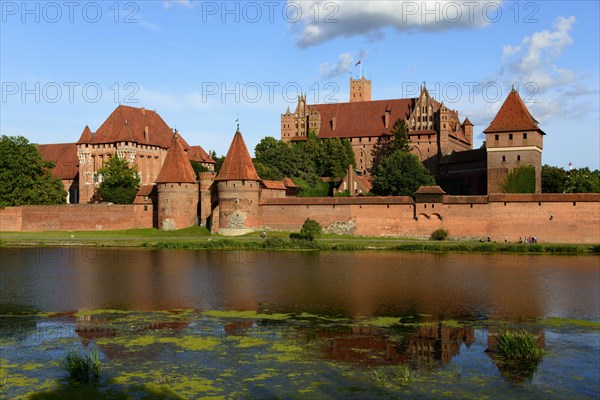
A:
[[215, 127, 261, 181], [155, 131, 197, 183]]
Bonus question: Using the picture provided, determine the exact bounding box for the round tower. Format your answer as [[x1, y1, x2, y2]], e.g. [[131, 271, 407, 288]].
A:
[[156, 131, 199, 230], [214, 126, 261, 236]]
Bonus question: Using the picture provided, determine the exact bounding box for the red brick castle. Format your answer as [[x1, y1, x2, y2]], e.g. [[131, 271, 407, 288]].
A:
[[3, 85, 596, 243]]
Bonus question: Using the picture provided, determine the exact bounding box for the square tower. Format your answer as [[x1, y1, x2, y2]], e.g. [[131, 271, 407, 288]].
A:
[[484, 89, 545, 194], [350, 76, 372, 102]]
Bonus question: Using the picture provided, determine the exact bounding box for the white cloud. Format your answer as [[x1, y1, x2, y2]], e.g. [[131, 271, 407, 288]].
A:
[[163, 0, 194, 9], [319, 52, 354, 79], [291, 0, 498, 48], [499, 16, 576, 92]]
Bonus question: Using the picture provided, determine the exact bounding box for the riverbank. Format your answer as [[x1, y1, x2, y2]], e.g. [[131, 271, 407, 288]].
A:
[[1, 227, 598, 254]]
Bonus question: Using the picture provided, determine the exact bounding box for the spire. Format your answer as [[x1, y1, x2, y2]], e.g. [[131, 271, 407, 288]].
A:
[[215, 129, 261, 181], [462, 117, 473, 126], [155, 132, 197, 183], [483, 89, 545, 134], [77, 125, 93, 144]]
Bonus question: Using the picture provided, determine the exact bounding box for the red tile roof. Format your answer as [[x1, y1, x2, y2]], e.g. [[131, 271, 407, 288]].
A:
[[77, 126, 93, 144], [355, 174, 372, 193], [187, 145, 215, 164], [261, 180, 286, 190], [283, 178, 299, 188], [414, 186, 446, 194], [215, 129, 261, 181], [79, 105, 191, 148], [37, 143, 79, 180], [155, 133, 197, 183], [135, 185, 156, 197], [311, 99, 414, 139], [462, 117, 473, 126], [483, 90, 545, 134]]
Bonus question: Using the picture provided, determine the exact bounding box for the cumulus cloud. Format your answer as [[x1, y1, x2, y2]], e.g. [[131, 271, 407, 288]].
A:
[[319, 52, 354, 79], [290, 0, 498, 48], [499, 16, 576, 92]]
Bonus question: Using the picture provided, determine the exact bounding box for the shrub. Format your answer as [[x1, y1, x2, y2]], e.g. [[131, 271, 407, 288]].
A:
[[497, 330, 544, 361], [430, 228, 449, 241], [500, 165, 536, 193], [299, 219, 322, 241], [60, 347, 101, 384]]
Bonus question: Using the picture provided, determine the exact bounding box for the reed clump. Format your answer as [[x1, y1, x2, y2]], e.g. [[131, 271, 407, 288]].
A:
[[59, 348, 101, 384]]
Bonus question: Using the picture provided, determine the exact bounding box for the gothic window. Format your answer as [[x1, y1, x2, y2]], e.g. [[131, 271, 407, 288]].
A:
[[495, 135, 499, 141], [509, 134, 513, 140], [517, 155, 521, 161], [502, 156, 506, 162]]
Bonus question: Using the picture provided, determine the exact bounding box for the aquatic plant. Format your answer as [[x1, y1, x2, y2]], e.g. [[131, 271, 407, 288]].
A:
[[497, 330, 544, 361], [369, 367, 388, 385], [391, 365, 413, 385], [0, 375, 9, 395], [153, 374, 172, 384], [493, 330, 544, 382], [59, 347, 101, 384], [451, 364, 463, 379]]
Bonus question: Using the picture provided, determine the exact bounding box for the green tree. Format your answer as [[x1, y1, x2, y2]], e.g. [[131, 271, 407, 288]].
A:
[[254, 160, 284, 181], [0, 135, 66, 208], [372, 150, 435, 196], [321, 138, 355, 178], [190, 160, 209, 178], [389, 118, 411, 153], [542, 164, 568, 193], [254, 135, 355, 190], [500, 165, 536, 193], [214, 155, 226, 174], [371, 118, 412, 173], [96, 156, 140, 204], [565, 167, 600, 193], [299, 218, 322, 241]]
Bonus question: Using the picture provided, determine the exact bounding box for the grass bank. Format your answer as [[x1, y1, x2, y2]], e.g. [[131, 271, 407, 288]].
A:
[[0, 228, 597, 255]]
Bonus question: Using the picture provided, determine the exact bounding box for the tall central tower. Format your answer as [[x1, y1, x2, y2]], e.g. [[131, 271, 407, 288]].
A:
[[349, 76, 371, 102]]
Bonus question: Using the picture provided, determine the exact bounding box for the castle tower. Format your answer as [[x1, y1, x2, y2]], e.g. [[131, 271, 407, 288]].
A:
[[76, 126, 95, 203], [281, 106, 295, 143], [484, 89, 545, 194], [155, 131, 199, 230], [214, 127, 262, 236], [350, 76, 371, 102], [461, 117, 473, 144]]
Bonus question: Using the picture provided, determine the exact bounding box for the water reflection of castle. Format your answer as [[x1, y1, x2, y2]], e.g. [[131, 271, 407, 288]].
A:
[[69, 307, 476, 371], [315, 323, 474, 368], [407, 323, 474, 369]]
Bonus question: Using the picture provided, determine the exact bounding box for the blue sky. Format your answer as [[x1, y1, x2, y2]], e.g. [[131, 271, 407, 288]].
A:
[[1, 0, 598, 169]]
